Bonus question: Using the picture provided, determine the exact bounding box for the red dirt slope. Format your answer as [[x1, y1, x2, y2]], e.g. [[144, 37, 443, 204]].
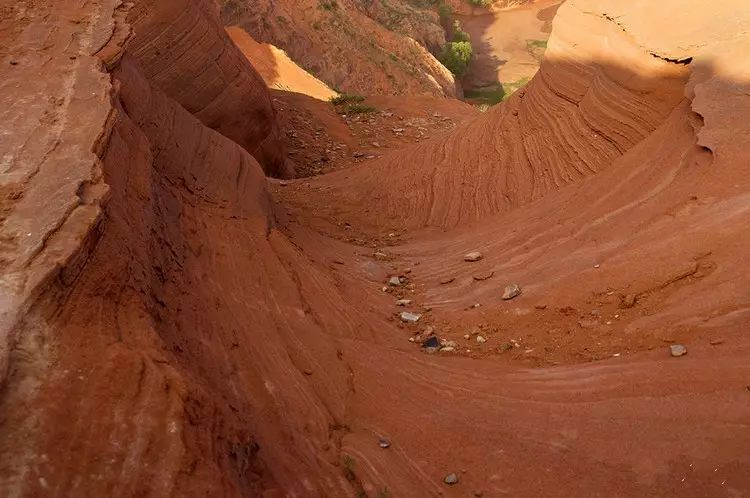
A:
[[1, 0, 749, 496], [125, 0, 291, 177]]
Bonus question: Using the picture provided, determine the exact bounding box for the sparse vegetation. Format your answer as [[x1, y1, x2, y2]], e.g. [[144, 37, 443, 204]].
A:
[[345, 103, 377, 114], [526, 39, 548, 61], [319, 0, 338, 10], [464, 77, 531, 106], [329, 94, 376, 114], [342, 455, 356, 481], [451, 20, 470, 42], [527, 39, 548, 50], [437, 1, 452, 20], [330, 94, 365, 105], [439, 40, 473, 77]]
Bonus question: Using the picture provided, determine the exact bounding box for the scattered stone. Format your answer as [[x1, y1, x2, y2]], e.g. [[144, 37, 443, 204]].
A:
[[473, 271, 494, 281], [535, 304, 547, 310], [381, 286, 388, 292], [378, 438, 391, 449], [444, 473, 458, 485], [464, 251, 483, 262], [444, 340, 458, 348], [439, 276, 455, 285], [463, 334, 470, 340], [389, 276, 402, 286], [423, 306, 433, 312], [594, 264, 601, 269], [670, 344, 688, 357], [710, 338, 725, 345], [440, 346, 455, 352], [303, 369, 313, 375], [279, 181, 289, 186], [400, 311, 422, 323], [498, 342, 513, 352], [396, 299, 412, 306], [620, 294, 637, 309], [476, 335, 487, 344], [9, 60, 18, 66], [471, 303, 481, 309], [373, 251, 388, 260], [502, 284, 522, 300], [353, 151, 365, 158], [332, 258, 345, 265]]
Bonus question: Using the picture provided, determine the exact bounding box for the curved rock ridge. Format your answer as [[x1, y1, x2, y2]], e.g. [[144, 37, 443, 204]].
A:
[[294, 0, 693, 230], [125, 0, 291, 177]]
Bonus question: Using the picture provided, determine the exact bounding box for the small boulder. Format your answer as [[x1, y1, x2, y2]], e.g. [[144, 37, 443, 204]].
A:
[[439, 346, 455, 352], [476, 335, 487, 344], [498, 342, 513, 352], [389, 276, 402, 286], [464, 251, 483, 262], [670, 344, 687, 357], [620, 294, 637, 309], [444, 473, 459, 485], [502, 284, 522, 300]]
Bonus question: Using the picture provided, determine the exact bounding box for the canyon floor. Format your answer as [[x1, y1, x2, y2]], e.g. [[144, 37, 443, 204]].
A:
[[1, 0, 749, 497]]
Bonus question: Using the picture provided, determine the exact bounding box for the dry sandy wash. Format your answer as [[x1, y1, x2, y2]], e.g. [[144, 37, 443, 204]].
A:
[[1, 0, 749, 497]]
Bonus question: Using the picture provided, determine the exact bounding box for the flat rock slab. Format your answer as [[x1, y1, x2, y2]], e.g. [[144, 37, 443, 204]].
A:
[[473, 271, 494, 281], [400, 311, 422, 323]]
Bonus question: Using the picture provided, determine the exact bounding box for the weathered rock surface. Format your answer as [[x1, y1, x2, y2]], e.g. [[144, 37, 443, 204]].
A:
[[2, 1, 750, 497]]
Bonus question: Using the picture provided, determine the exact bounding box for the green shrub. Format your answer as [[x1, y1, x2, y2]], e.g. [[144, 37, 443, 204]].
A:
[[437, 2, 452, 19], [452, 20, 470, 42], [344, 103, 377, 114], [439, 41, 473, 76], [330, 94, 365, 105]]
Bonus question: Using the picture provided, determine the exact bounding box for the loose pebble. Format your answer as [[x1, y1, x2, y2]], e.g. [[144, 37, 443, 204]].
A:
[[444, 473, 458, 485], [670, 344, 687, 357], [476, 335, 487, 343], [378, 438, 391, 449], [396, 299, 412, 306], [439, 276, 455, 285], [389, 276, 402, 286]]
